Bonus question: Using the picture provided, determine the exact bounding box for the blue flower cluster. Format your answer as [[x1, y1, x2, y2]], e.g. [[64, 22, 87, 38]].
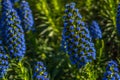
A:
[[18, 0, 34, 32], [33, 61, 49, 80], [116, 4, 120, 35], [0, 40, 9, 78], [89, 21, 102, 39], [1, 0, 26, 60], [102, 60, 120, 80], [62, 2, 96, 68]]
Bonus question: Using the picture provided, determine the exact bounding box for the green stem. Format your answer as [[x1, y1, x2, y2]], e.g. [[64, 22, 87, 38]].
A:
[[95, 39, 104, 60]]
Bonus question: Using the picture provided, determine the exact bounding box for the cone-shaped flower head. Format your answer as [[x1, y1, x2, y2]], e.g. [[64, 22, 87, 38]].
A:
[[102, 60, 120, 80], [1, 0, 26, 60], [89, 21, 102, 39], [18, 0, 34, 32], [33, 61, 49, 80], [116, 3, 120, 35], [0, 40, 9, 78], [62, 2, 96, 68]]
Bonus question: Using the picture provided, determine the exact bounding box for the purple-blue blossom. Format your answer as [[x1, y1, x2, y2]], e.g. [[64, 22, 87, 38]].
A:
[[61, 2, 96, 68], [18, 0, 34, 32], [89, 21, 102, 39], [33, 61, 49, 80], [102, 60, 120, 80], [1, 0, 26, 60], [0, 40, 9, 78]]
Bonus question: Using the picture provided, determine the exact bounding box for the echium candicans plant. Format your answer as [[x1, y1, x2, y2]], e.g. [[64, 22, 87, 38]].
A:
[[89, 21, 102, 39], [102, 60, 120, 80], [33, 61, 49, 80], [18, 0, 34, 32], [62, 2, 96, 68], [1, 0, 26, 60], [116, 3, 120, 35], [0, 39, 9, 78]]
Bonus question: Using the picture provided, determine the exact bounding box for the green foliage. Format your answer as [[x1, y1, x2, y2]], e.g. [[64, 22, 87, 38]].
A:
[[99, 0, 120, 58]]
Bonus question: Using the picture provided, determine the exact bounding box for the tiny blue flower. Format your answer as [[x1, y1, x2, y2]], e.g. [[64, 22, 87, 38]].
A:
[[76, 27, 80, 31], [68, 13, 73, 17], [69, 19, 74, 23], [64, 9, 69, 13], [74, 41, 79, 46], [70, 26, 74, 30]]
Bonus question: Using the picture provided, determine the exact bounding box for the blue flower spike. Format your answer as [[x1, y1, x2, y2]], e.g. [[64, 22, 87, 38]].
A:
[[18, 0, 34, 32], [102, 60, 120, 80], [62, 2, 96, 68], [33, 61, 49, 80], [89, 21, 102, 39], [1, 0, 26, 60], [0, 40, 9, 78]]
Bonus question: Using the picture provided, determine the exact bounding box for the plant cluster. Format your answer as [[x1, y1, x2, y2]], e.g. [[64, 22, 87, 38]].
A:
[[0, 0, 120, 80]]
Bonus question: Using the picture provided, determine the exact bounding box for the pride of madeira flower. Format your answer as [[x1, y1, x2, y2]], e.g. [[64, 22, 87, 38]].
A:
[[89, 21, 102, 39], [33, 61, 49, 80], [102, 60, 120, 80], [0, 40, 8, 78], [62, 2, 96, 68], [1, 0, 26, 60], [18, 0, 34, 32]]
